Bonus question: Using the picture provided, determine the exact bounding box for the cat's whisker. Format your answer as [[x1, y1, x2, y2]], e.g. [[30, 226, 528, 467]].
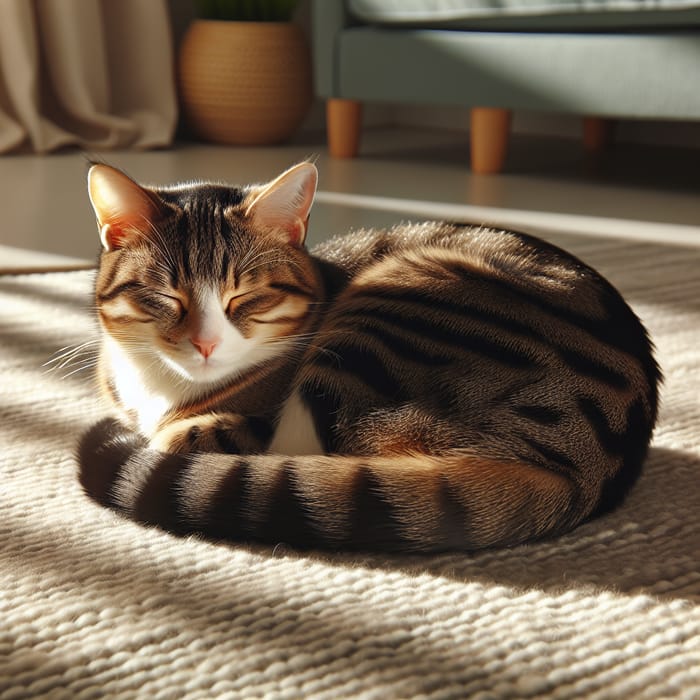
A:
[[47, 341, 94, 358], [44, 354, 99, 375], [236, 243, 273, 271], [43, 353, 99, 379], [56, 345, 97, 364], [239, 256, 300, 276], [276, 328, 354, 344], [262, 335, 343, 362], [237, 245, 308, 277], [59, 361, 99, 380], [44, 340, 99, 367], [53, 356, 93, 372], [136, 214, 179, 271]]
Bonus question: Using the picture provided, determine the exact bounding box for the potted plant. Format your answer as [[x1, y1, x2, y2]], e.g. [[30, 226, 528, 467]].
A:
[[178, 0, 311, 145]]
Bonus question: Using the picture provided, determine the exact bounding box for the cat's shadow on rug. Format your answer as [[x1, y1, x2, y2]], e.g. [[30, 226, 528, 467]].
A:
[[270, 445, 700, 603]]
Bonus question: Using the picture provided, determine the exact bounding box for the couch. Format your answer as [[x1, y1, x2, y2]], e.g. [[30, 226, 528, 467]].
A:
[[312, 0, 700, 172]]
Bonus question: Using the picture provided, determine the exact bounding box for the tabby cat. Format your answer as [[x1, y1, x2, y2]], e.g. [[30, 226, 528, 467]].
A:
[[77, 162, 660, 552]]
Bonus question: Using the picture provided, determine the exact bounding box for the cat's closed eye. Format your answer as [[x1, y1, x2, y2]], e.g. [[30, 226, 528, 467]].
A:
[[137, 290, 186, 321], [225, 289, 255, 315], [158, 292, 186, 310], [227, 291, 280, 323]]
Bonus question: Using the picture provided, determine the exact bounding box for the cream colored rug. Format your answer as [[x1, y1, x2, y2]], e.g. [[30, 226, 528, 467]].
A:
[[2, 230, 699, 699]]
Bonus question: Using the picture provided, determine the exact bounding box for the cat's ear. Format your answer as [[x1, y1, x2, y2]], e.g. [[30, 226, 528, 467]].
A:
[[88, 164, 166, 252], [245, 162, 317, 246]]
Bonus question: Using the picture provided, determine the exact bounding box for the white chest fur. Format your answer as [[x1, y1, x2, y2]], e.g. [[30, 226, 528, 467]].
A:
[[269, 390, 324, 456], [103, 337, 178, 437]]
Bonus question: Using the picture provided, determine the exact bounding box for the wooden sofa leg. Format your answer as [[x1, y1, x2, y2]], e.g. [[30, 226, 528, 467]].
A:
[[583, 117, 615, 152], [470, 108, 512, 174], [327, 99, 363, 158]]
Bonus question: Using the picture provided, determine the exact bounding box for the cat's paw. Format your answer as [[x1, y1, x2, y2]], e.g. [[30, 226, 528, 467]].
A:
[[150, 414, 249, 454], [149, 416, 213, 453]]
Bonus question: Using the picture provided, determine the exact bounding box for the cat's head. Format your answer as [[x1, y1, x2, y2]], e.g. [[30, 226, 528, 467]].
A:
[[87, 162, 320, 388]]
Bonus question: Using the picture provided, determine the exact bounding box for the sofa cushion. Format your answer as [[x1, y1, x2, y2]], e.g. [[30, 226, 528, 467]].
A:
[[347, 0, 700, 29]]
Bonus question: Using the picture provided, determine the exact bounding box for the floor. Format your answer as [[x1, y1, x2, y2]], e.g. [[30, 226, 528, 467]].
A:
[[1, 126, 699, 272]]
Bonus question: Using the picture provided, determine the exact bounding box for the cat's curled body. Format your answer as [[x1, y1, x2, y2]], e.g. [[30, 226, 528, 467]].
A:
[[78, 162, 660, 552]]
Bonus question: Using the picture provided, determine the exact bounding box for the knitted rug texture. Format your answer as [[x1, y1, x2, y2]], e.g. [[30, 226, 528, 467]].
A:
[[1, 231, 699, 699]]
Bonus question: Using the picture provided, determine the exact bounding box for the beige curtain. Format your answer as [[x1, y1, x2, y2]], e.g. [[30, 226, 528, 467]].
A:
[[0, 0, 178, 153]]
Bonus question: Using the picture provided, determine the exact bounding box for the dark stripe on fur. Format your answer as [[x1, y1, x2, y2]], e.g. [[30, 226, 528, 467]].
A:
[[441, 257, 630, 348], [355, 288, 537, 340], [353, 293, 631, 386], [514, 404, 564, 426], [349, 308, 539, 370], [219, 248, 231, 280], [257, 463, 320, 547], [345, 317, 455, 366], [517, 434, 577, 472], [268, 281, 313, 297], [168, 260, 180, 289], [409, 318, 538, 369], [577, 395, 627, 456], [199, 458, 254, 540], [177, 238, 192, 280], [97, 280, 145, 303], [132, 453, 191, 534], [435, 475, 471, 550], [593, 399, 650, 516], [311, 343, 404, 399], [559, 348, 630, 390], [348, 466, 405, 550], [346, 301, 539, 369]]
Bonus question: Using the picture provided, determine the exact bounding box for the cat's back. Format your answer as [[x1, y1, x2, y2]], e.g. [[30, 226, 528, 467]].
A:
[[305, 223, 659, 495], [313, 223, 658, 391], [312, 222, 628, 320]]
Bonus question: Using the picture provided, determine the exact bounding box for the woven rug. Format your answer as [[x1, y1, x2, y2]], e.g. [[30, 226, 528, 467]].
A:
[[2, 230, 699, 699]]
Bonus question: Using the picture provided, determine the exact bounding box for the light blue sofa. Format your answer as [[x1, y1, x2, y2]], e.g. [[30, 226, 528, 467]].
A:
[[313, 0, 700, 172]]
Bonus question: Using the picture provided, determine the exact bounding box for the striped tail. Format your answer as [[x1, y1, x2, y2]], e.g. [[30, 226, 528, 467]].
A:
[[78, 418, 584, 552]]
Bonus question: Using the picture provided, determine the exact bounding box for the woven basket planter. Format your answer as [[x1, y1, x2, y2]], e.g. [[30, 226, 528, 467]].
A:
[[178, 20, 311, 145]]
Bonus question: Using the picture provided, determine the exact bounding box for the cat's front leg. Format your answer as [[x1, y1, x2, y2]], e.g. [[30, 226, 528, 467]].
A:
[[150, 413, 271, 455]]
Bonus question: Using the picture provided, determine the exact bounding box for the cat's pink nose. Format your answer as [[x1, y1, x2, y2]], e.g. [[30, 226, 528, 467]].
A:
[[190, 338, 218, 359]]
